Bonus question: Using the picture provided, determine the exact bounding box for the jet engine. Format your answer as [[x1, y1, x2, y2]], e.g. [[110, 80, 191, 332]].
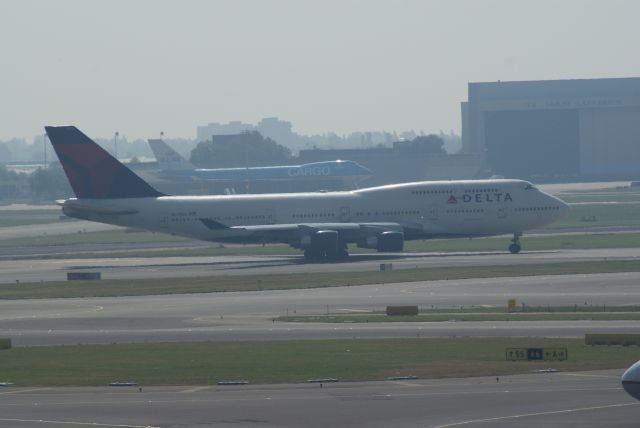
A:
[[299, 230, 345, 261], [358, 231, 404, 252], [622, 360, 640, 400], [300, 230, 339, 250]]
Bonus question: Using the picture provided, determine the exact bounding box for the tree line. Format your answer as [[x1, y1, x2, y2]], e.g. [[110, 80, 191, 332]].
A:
[[0, 132, 447, 202]]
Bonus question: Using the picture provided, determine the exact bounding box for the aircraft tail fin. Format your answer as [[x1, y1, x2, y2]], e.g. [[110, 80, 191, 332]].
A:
[[148, 139, 195, 170], [45, 126, 165, 199]]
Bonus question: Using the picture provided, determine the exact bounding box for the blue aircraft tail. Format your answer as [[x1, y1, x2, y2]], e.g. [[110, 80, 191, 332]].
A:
[[45, 126, 165, 199]]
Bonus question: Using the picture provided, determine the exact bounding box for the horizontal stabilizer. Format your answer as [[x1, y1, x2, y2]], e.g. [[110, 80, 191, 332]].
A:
[[58, 200, 138, 215]]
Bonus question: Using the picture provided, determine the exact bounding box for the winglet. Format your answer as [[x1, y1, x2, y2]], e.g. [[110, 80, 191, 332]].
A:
[[45, 126, 165, 199]]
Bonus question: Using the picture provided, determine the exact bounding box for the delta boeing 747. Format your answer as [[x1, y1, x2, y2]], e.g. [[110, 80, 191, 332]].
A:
[[47, 126, 569, 262]]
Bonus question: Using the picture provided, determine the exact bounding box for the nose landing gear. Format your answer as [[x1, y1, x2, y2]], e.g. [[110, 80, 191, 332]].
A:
[[509, 233, 522, 254]]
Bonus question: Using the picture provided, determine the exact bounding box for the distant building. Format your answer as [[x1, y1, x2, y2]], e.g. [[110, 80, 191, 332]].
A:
[[256, 117, 295, 146], [197, 121, 254, 141], [197, 117, 300, 148], [0, 177, 29, 199], [462, 77, 640, 179]]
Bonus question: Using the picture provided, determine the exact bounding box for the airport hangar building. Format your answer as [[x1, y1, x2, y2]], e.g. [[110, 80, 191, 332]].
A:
[[461, 77, 640, 180]]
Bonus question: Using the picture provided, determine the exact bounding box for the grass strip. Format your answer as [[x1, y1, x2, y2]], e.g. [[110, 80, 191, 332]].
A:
[[0, 210, 63, 228], [4, 232, 640, 260], [561, 194, 640, 203], [277, 312, 640, 323], [0, 229, 186, 248], [3, 259, 640, 299], [548, 203, 640, 228], [375, 305, 640, 314], [0, 338, 638, 386]]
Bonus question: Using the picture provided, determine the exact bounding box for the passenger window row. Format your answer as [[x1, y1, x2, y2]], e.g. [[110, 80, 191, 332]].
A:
[[353, 210, 419, 217], [292, 213, 335, 219], [445, 209, 485, 214], [412, 188, 500, 195], [412, 190, 452, 195], [212, 214, 273, 221], [464, 188, 499, 193], [515, 206, 560, 212], [381, 210, 420, 216]]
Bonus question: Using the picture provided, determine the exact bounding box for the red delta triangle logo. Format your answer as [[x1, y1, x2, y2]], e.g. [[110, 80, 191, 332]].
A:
[[447, 195, 458, 204]]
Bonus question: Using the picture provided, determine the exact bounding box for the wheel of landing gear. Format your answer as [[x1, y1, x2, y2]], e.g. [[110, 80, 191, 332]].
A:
[[327, 249, 349, 261], [304, 249, 322, 261], [508, 243, 521, 254]]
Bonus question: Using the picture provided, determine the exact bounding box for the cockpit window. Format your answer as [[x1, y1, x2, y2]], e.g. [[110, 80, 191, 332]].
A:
[[524, 183, 537, 190]]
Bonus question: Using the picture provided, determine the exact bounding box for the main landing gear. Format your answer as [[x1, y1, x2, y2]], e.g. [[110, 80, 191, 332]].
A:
[[303, 245, 349, 262], [508, 233, 522, 254]]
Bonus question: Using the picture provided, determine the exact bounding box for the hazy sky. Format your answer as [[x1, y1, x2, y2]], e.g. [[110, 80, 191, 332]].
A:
[[1, 0, 639, 141]]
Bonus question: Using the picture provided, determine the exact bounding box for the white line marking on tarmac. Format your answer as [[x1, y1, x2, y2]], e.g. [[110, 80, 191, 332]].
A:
[[432, 402, 640, 427], [0, 417, 160, 427], [0, 388, 50, 395], [558, 372, 620, 379], [178, 386, 210, 394], [386, 381, 420, 387]]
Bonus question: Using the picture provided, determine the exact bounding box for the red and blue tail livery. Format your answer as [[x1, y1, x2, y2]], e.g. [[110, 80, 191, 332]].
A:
[[45, 126, 164, 199]]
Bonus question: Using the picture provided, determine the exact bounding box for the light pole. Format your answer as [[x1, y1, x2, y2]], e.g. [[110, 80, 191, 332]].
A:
[[114, 131, 119, 159]]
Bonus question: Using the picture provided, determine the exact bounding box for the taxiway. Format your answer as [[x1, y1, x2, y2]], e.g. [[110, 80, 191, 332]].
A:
[[0, 370, 636, 428], [1, 247, 639, 284], [2, 271, 640, 346]]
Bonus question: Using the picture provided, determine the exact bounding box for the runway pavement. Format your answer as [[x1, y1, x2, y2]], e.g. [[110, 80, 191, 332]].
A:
[[3, 225, 640, 259], [3, 271, 640, 346], [1, 192, 639, 427], [0, 370, 636, 427], [3, 186, 638, 427], [1, 247, 640, 284]]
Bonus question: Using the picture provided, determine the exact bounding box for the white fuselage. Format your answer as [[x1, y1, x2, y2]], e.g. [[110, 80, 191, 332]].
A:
[[61, 179, 569, 246]]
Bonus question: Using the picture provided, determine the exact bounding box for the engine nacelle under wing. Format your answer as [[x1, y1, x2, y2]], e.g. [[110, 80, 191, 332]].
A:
[[300, 229, 339, 250], [358, 231, 404, 252], [623, 360, 640, 400]]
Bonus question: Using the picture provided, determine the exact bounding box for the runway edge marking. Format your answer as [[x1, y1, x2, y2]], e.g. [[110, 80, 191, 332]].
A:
[[0, 387, 50, 395], [179, 386, 211, 394], [0, 417, 160, 428], [386, 381, 421, 388], [558, 372, 620, 379], [432, 402, 639, 428]]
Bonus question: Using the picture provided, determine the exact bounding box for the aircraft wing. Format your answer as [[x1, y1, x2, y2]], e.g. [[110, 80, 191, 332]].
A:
[[199, 219, 408, 244]]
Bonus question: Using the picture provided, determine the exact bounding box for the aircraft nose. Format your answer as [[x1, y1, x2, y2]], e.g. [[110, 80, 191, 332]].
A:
[[558, 199, 571, 218], [547, 194, 570, 219], [622, 360, 640, 400], [359, 164, 373, 175]]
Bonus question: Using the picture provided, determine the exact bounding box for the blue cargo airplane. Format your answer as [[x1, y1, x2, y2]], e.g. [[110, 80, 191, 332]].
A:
[[148, 139, 372, 186]]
